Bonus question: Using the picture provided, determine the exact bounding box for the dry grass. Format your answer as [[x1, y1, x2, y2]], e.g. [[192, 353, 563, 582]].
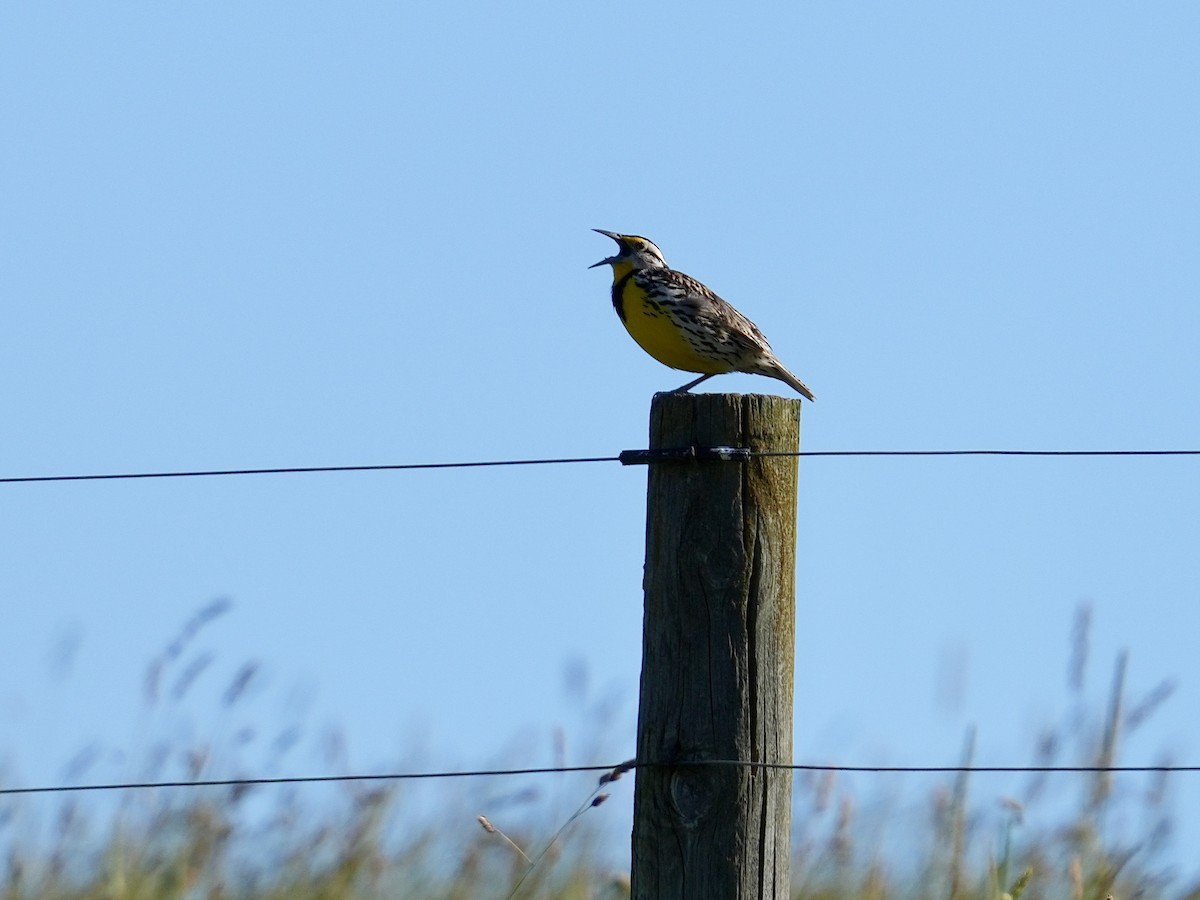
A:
[[2, 603, 1198, 899]]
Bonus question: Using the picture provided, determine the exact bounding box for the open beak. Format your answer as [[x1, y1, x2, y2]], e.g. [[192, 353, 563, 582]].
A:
[[589, 228, 623, 268]]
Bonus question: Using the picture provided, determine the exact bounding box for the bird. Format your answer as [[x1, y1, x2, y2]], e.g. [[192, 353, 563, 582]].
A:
[[590, 229, 815, 400]]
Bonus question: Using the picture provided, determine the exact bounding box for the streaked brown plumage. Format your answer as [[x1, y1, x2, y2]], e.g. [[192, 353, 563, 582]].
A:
[[590, 230, 815, 399]]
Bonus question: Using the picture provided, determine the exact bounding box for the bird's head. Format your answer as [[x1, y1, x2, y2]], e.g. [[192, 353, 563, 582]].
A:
[[589, 229, 668, 279]]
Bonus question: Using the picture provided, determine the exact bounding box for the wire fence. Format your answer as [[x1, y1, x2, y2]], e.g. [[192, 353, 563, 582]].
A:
[[5, 759, 1199, 798], [4, 445, 1197, 804], [3, 448, 1198, 485]]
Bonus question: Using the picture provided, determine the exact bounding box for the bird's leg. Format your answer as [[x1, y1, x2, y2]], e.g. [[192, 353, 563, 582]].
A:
[[672, 374, 715, 393]]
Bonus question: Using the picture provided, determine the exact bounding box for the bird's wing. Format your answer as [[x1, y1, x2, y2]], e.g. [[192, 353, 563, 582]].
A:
[[635, 268, 775, 356]]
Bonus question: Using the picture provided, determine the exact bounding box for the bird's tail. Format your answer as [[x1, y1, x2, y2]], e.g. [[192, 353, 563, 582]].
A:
[[763, 360, 816, 401]]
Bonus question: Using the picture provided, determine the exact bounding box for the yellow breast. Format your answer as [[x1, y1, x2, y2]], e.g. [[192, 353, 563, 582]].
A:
[[616, 279, 734, 375]]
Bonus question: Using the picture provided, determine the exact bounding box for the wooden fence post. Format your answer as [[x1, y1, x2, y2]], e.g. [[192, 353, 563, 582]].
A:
[[630, 391, 799, 899]]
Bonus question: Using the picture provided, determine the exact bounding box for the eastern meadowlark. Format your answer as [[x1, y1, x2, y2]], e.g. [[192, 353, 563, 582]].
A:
[[590, 230, 815, 400]]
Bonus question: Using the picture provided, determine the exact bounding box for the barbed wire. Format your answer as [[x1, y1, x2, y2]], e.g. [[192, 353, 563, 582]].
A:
[[3, 448, 1197, 485], [5, 758, 1198, 797]]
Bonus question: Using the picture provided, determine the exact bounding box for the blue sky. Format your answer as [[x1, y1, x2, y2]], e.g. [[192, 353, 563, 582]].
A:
[[2, 1, 1198, 880]]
